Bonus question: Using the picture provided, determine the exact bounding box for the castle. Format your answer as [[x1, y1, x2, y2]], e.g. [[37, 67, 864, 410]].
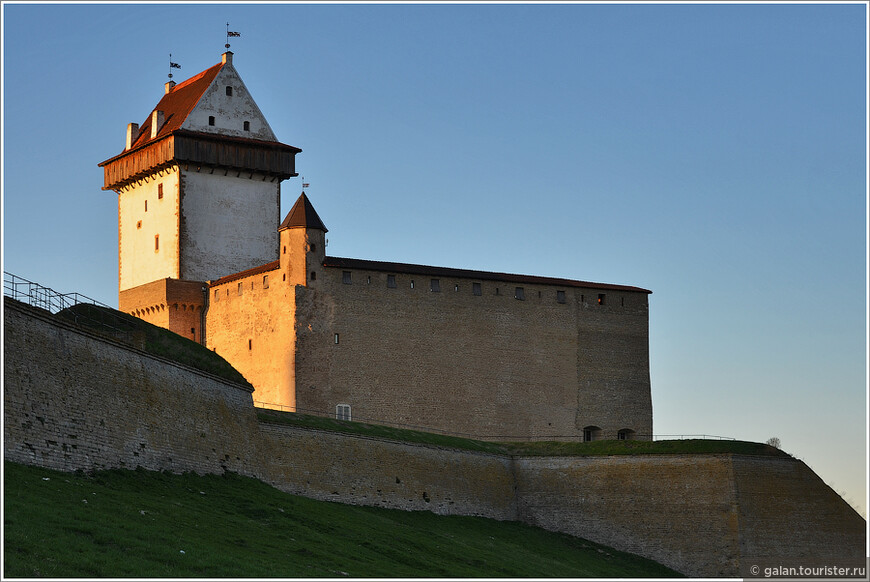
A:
[[99, 51, 653, 441]]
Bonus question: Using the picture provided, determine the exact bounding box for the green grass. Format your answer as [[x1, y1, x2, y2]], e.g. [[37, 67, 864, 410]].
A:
[[258, 409, 789, 458], [3, 461, 682, 578], [56, 303, 251, 388]]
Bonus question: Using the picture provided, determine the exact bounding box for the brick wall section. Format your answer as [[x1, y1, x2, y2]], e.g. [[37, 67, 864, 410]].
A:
[[513, 454, 742, 576], [295, 265, 652, 440], [731, 456, 867, 563], [257, 423, 517, 520], [206, 266, 296, 408], [3, 299, 261, 476], [119, 278, 204, 342]]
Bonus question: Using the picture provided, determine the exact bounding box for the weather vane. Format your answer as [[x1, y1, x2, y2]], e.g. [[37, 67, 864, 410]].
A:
[[168, 54, 181, 81], [226, 22, 241, 50], [302, 176, 310, 191]]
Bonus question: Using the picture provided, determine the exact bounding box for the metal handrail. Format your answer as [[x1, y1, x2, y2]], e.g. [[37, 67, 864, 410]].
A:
[[3, 271, 135, 342], [253, 401, 736, 442]]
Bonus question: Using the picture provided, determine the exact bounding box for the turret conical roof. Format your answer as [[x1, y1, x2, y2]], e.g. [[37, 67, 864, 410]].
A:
[[280, 192, 328, 232]]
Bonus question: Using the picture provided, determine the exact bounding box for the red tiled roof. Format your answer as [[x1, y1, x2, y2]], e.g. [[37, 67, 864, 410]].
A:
[[322, 256, 652, 294], [208, 260, 280, 287], [128, 61, 224, 150], [279, 192, 328, 232]]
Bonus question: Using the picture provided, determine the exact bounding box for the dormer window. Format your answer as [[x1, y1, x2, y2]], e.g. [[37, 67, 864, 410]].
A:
[[226, 86, 233, 96], [243, 121, 250, 132], [208, 116, 215, 126]]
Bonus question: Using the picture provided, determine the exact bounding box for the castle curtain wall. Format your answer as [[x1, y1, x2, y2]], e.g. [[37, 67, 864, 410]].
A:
[[293, 266, 652, 440], [206, 264, 296, 409]]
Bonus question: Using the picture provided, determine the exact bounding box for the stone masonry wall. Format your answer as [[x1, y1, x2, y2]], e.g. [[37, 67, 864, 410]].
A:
[[4, 299, 864, 577], [3, 299, 261, 477], [513, 454, 742, 576], [257, 423, 517, 520], [295, 265, 652, 440]]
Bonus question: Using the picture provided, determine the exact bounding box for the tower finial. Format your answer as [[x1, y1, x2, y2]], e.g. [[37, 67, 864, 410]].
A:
[[168, 54, 181, 81], [226, 22, 241, 51]]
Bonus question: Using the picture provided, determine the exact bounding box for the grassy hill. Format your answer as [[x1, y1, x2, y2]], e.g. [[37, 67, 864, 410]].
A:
[[3, 461, 682, 578]]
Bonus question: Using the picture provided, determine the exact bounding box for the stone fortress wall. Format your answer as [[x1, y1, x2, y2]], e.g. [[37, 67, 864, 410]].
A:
[[294, 258, 652, 441], [4, 298, 865, 578]]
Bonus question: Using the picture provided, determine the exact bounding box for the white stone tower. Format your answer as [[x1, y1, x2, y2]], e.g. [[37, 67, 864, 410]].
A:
[[99, 52, 300, 339]]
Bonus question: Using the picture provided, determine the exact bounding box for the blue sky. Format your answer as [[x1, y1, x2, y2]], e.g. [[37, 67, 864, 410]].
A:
[[2, 3, 867, 517]]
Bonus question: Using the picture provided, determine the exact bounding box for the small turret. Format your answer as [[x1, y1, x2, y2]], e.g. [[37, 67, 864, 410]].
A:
[[279, 192, 327, 286]]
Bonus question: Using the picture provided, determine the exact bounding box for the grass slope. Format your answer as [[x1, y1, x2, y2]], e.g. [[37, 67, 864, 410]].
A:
[[56, 303, 251, 388], [258, 409, 789, 458], [3, 461, 682, 578]]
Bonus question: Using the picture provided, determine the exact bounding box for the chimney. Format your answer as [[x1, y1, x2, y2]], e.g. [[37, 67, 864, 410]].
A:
[[222, 51, 233, 64], [150, 110, 164, 139], [125, 123, 139, 150], [165, 80, 176, 94]]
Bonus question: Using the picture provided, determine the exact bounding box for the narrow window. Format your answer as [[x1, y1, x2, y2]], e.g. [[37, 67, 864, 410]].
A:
[[154, 234, 159, 251], [208, 115, 215, 126], [557, 290, 566, 304], [283, 274, 286, 281], [263, 275, 269, 289], [495, 287, 500, 296], [310, 243, 316, 252], [430, 279, 440, 293], [342, 271, 352, 285], [334, 333, 340, 344], [621, 297, 625, 307], [454, 284, 459, 292], [248, 339, 252, 350], [336, 404, 352, 421], [238, 282, 243, 296], [581, 294, 585, 303], [283, 245, 287, 254], [473, 282, 482, 296], [310, 271, 317, 281], [243, 120, 250, 131], [144, 200, 148, 212], [214, 289, 219, 301], [387, 274, 397, 288], [515, 287, 525, 300], [598, 293, 606, 305], [367, 275, 371, 285], [226, 86, 233, 96], [157, 183, 163, 199], [136, 220, 142, 229], [191, 328, 196, 340], [410, 280, 415, 289]]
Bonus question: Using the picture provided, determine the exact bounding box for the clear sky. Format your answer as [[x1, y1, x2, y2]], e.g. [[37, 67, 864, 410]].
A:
[[2, 3, 867, 517]]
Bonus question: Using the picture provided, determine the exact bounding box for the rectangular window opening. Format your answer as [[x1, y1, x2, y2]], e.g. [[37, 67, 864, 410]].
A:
[[515, 287, 525, 301], [342, 271, 352, 285], [473, 282, 482, 296], [430, 279, 440, 293], [387, 274, 397, 288], [238, 282, 243, 296], [334, 333, 340, 344], [243, 120, 250, 131], [598, 293, 606, 305], [154, 234, 159, 251], [208, 115, 215, 126], [263, 275, 269, 289], [157, 183, 163, 199], [248, 339, 252, 351], [557, 290, 566, 304], [336, 404, 352, 422]]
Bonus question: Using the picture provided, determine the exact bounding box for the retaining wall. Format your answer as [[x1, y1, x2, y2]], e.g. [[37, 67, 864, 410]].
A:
[[3, 298, 865, 577]]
